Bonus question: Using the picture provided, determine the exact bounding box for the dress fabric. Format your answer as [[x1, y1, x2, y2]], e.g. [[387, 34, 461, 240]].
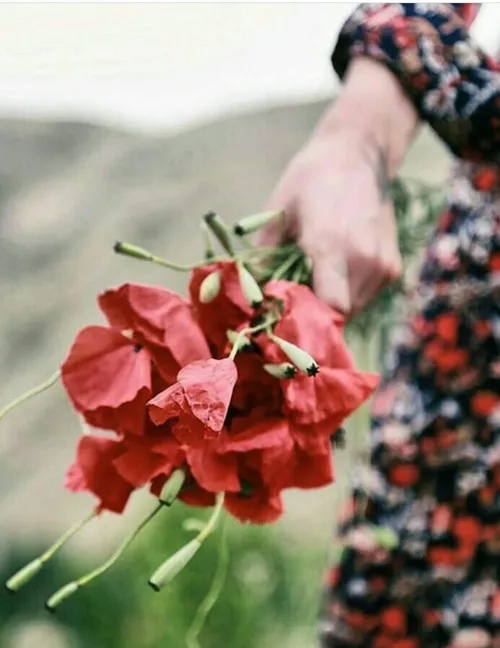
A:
[[320, 4, 500, 647]]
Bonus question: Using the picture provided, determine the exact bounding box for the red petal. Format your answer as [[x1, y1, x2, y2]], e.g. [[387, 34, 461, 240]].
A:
[[171, 416, 213, 447], [283, 368, 379, 425], [225, 486, 283, 523], [178, 358, 237, 432], [264, 281, 354, 369], [62, 326, 152, 433], [148, 382, 184, 425], [186, 446, 240, 492], [291, 417, 345, 452], [68, 436, 133, 514], [284, 441, 334, 489], [222, 418, 289, 452], [99, 283, 211, 366], [83, 395, 150, 436], [113, 446, 172, 487]]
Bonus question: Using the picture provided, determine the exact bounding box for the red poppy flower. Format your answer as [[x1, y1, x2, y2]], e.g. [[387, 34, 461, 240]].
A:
[[183, 417, 289, 495], [62, 326, 154, 436], [148, 358, 238, 445], [280, 368, 378, 426], [65, 435, 133, 514], [113, 431, 185, 488], [263, 281, 351, 369], [62, 284, 211, 435], [189, 262, 252, 353], [257, 431, 334, 490], [99, 283, 211, 382]]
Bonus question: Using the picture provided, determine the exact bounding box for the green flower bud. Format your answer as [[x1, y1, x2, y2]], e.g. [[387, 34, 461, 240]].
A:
[[5, 559, 43, 593], [203, 212, 235, 256], [199, 270, 221, 304], [159, 469, 186, 506], [45, 582, 79, 612], [149, 539, 201, 591], [269, 334, 319, 376], [233, 209, 283, 236], [237, 263, 263, 308], [263, 362, 297, 379], [113, 241, 154, 261]]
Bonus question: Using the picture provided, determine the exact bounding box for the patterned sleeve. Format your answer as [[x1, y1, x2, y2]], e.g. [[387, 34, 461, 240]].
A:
[[331, 3, 500, 163]]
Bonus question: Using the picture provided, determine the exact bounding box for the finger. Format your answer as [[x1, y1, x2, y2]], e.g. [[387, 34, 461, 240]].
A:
[[309, 253, 351, 314], [351, 272, 388, 315]]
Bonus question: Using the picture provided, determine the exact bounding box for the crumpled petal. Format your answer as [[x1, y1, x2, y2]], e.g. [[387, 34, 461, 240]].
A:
[[61, 325, 152, 435], [65, 436, 133, 514], [178, 358, 237, 432], [148, 382, 185, 425]]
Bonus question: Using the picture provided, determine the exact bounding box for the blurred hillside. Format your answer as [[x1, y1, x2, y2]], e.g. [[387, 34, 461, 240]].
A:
[[0, 100, 450, 557]]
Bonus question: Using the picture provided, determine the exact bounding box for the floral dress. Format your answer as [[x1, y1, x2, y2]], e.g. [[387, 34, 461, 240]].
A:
[[320, 4, 500, 648]]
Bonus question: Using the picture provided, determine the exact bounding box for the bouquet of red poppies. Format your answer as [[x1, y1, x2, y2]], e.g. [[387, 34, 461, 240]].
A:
[[2, 209, 378, 637]]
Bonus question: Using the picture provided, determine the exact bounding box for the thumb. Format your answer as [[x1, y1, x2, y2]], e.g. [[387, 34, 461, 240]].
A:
[[309, 253, 351, 314]]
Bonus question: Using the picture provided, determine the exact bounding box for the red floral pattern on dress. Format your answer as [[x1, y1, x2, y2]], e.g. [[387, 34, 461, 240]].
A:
[[321, 4, 500, 647]]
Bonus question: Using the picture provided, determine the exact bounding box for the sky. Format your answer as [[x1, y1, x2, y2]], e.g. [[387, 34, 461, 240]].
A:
[[0, 3, 498, 134]]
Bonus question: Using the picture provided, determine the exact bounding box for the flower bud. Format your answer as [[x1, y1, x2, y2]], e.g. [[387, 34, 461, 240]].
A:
[[159, 469, 186, 506], [149, 539, 201, 591], [45, 582, 79, 612], [269, 334, 319, 376], [5, 559, 43, 593], [237, 263, 263, 308], [199, 270, 221, 304], [203, 212, 235, 256], [114, 241, 154, 262], [233, 209, 283, 236], [263, 362, 297, 379]]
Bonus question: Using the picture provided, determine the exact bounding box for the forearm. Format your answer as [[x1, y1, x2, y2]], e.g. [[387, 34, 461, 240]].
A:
[[313, 57, 419, 178]]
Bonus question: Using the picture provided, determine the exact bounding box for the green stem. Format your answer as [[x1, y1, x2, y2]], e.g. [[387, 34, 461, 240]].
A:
[[186, 516, 229, 648], [271, 249, 303, 280], [228, 316, 279, 360], [0, 369, 61, 424], [46, 503, 163, 610], [198, 492, 225, 543], [6, 507, 96, 592], [42, 508, 97, 564], [114, 240, 289, 273], [78, 504, 163, 587]]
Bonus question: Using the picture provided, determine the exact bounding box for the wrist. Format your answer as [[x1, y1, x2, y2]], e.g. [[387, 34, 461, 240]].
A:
[[314, 57, 419, 177]]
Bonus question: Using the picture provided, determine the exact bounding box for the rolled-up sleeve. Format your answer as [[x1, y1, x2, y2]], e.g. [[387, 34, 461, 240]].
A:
[[331, 3, 500, 163]]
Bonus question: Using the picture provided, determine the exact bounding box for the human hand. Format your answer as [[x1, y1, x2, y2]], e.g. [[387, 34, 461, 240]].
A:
[[257, 58, 418, 317]]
